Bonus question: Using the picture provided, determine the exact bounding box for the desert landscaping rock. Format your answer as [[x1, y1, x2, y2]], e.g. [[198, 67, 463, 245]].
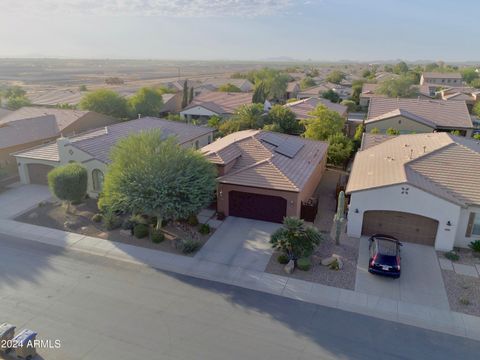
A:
[[284, 260, 295, 274], [442, 269, 480, 317]]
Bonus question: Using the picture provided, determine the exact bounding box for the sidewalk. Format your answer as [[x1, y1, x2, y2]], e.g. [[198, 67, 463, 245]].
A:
[[1, 218, 480, 342]]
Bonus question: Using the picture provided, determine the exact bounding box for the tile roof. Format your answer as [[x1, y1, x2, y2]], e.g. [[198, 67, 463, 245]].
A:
[[14, 117, 214, 164], [28, 89, 84, 106], [366, 97, 473, 129], [183, 92, 252, 115], [0, 107, 93, 150], [201, 130, 328, 192], [347, 133, 480, 206], [360, 133, 395, 150], [200, 78, 253, 90], [422, 72, 462, 79], [284, 97, 347, 118]]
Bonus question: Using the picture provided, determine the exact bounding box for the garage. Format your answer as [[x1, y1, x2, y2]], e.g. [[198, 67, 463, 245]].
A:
[[27, 164, 54, 185], [229, 191, 287, 223], [362, 210, 438, 246]]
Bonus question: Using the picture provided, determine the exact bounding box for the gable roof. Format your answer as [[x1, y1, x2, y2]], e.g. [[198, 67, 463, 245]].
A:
[[201, 130, 328, 192], [14, 117, 214, 164], [0, 107, 97, 150], [284, 97, 347, 118], [422, 72, 462, 80], [347, 133, 480, 206], [366, 97, 473, 129], [183, 92, 252, 115]]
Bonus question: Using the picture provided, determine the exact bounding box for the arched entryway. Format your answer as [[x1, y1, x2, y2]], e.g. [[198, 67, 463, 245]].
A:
[[362, 210, 438, 246]]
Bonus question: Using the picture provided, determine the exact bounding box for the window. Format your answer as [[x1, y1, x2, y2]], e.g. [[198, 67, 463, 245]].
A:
[[473, 213, 480, 236], [92, 169, 104, 192]]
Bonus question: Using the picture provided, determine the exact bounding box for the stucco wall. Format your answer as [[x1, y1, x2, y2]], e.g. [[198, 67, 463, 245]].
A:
[[2, 137, 57, 170], [217, 184, 299, 217], [455, 205, 480, 247], [347, 184, 462, 251], [297, 155, 327, 214], [62, 113, 118, 136], [180, 106, 218, 119], [365, 115, 434, 134]]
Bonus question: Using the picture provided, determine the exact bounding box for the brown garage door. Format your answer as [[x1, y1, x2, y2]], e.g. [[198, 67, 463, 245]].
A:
[[229, 191, 287, 223], [27, 164, 54, 185], [362, 211, 438, 246]]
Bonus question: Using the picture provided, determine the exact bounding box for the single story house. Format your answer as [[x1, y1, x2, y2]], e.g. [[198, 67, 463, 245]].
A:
[[159, 93, 183, 115], [0, 107, 118, 173], [199, 78, 254, 92], [365, 98, 473, 136], [285, 82, 300, 99], [360, 84, 433, 107], [180, 92, 253, 122], [346, 132, 480, 251], [13, 117, 214, 196], [439, 87, 480, 112], [201, 130, 328, 223], [284, 97, 348, 118], [298, 83, 351, 100], [420, 72, 463, 86]]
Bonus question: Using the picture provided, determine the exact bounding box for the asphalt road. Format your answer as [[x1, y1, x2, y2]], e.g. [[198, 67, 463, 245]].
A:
[[0, 235, 478, 360]]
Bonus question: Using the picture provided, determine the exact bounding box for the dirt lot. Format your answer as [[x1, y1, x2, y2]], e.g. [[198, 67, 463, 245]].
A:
[[16, 199, 213, 256]]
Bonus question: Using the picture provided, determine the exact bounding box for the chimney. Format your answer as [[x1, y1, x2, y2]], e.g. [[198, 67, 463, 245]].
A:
[[56, 136, 71, 163]]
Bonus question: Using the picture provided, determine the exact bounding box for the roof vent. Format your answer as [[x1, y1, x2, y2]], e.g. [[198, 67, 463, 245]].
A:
[[409, 149, 414, 159], [423, 145, 427, 153], [104, 126, 108, 135]]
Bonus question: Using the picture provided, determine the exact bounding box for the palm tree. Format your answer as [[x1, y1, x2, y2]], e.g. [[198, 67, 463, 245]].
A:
[[270, 217, 322, 260]]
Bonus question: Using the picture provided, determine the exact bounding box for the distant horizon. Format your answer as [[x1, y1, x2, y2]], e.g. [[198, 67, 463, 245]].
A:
[[0, 0, 479, 61]]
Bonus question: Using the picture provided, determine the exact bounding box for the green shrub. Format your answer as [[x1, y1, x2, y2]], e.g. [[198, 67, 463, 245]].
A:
[[445, 251, 459, 261], [187, 214, 199, 226], [103, 210, 122, 230], [130, 214, 149, 225], [182, 239, 201, 254], [277, 253, 289, 264], [151, 230, 165, 243], [91, 213, 103, 223], [329, 259, 340, 270], [198, 223, 211, 235], [122, 218, 135, 230], [459, 298, 471, 306], [468, 240, 480, 253], [297, 257, 311, 271], [134, 224, 149, 238], [47, 163, 88, 210]]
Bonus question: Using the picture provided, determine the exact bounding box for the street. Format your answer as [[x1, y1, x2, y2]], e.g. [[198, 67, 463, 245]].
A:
[[0, 234, 478, 360]]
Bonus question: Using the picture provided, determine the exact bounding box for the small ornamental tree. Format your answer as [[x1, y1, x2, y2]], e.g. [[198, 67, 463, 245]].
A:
[[100, 130, 217, 230], [48, 163, 88, 212], [128, 87, 164, 118], [303, 104, 345, 141], [270, 217, 322, 260], [264, 105, 302, 135], [218, 83, 242, 92], [321, 89, 340, 103]]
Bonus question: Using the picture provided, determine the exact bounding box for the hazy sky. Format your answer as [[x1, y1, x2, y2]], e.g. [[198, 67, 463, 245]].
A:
[[0, 0, 478, 61]]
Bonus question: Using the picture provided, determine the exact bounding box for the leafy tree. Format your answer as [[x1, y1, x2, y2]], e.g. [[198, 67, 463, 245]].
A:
[[79, 89, 129, 118], [48, 163, 87, 213], [461, 68, 479, 84], [264, 105, 302, 135], [7, 96, 31, 110], [189, 87, 194, 104], [376, 76, 416, 98], [300, 76, 316, 90], [424, 63, 440, 72], [473, 102, 480, 117], [100, 130, 217, 230], [327, 133, 354, 166], [326, 70, 346, 84], [218, 83, 242, 92], [321, 89, 340, 103], [386, 128, 400, 135], [79, 84, 88, 92], [450, 130, 461, 136], [303, 105, 345, 141], [383, 64, 394, 73], [182, 80, 189, 108], [473, 133, 480, 140], [207, 115, 222, 129], [219, 103, 265, 135], [165, 114, 183, 122], [470, 79, 480, 89], [128, 87, 164, 117], [270, 217, 322, 259], [353, 123, 365, 142], [4, 86, 26, 98], [362, 69, 374, 78], [340, 99, 356, 112], [370, 127, 380, 134], [393, 61, 409, 74], [350, 79, 366, 104], [252, 81, 267, 104]]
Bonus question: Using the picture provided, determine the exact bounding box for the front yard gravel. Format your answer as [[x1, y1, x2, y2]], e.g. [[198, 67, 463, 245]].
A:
[[442, 270, 480, 317]]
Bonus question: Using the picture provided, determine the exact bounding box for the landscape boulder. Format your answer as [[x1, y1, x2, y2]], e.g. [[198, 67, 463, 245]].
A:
[[284, 260, 295, 274]]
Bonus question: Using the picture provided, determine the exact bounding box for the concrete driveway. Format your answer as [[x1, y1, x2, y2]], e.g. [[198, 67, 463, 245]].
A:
[[195, 216, 280, 271], [355, 236, 449, 310], [0, 184, 52, 219]]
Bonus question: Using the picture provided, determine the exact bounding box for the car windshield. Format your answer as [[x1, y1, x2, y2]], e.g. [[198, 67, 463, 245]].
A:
[[376, 239, 397, 256]]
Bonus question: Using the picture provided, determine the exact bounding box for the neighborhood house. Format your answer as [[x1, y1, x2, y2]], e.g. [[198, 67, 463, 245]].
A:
[[346, 133, 480, 251], [13, 118, 214, 195], [202, 130, 328, 223]]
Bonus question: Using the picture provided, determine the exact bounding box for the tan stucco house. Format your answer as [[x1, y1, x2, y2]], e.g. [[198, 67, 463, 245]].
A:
[[201, 130, 328, 223], [13, 117, 214, 196], [0, 107, 118, 174], [420, 72, 463, 86], [365, 98, 474, 136], [347, 133, 480, 251]]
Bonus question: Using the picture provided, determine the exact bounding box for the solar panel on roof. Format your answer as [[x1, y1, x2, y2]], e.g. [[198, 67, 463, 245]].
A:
[[275, 141, 304, 158], [261, 132, 284, 146]]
